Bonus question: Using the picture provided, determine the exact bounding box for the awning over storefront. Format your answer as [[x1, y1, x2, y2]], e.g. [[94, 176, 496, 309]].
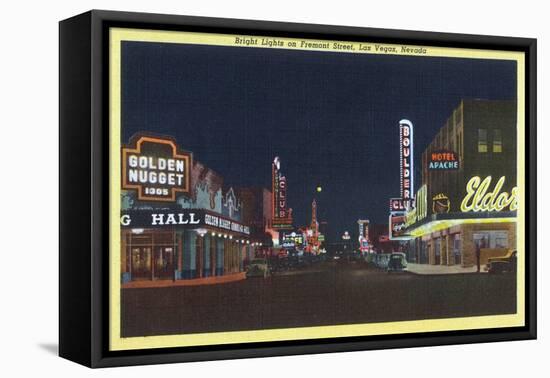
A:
[[405, 211, 517, 238]]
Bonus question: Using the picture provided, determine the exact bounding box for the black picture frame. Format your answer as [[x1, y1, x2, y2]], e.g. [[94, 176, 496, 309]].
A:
[[59, 9, 537, 368]]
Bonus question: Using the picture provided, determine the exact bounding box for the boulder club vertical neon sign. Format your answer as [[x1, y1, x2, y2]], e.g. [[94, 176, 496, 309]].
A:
[[399, 119, 414, 209]]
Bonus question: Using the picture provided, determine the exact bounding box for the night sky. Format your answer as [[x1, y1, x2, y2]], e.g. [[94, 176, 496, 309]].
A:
[[121, 41, 516, 241]]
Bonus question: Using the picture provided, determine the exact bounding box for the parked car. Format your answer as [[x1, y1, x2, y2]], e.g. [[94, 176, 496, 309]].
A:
[[246, 258, 271, 278], [485, 250, 517, 274], [387, 252, 407, 273], [373, 253, 391, 269]]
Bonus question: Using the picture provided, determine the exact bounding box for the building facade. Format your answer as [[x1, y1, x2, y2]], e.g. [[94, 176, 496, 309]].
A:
[[405, 99, 517, 267], [120, 142, 257, 284], [236, 186, 278, 258]]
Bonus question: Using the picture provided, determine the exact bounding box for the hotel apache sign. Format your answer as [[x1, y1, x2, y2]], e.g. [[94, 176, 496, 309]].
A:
[[122, 135, 192, 202], [428, 150, 459, 170]]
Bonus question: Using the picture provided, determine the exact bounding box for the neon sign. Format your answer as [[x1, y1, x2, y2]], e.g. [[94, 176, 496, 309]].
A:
[[460, 176, 518, 212], [122, 135, 191, 201], [432, 193, 451, 214], [357, 219, 369, 243], [399, 119, 414, 208], [272, 156, 293, 229], [389, 213, 406, 239], [428, 150, 459, 170], [389, 198, 406, 212], [405, 184, 427, 227]]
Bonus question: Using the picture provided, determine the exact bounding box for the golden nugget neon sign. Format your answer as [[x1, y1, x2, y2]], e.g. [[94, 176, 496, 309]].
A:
[[460, 176, 518, 212]]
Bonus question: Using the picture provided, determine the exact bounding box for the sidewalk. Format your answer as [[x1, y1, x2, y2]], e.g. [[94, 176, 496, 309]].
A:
[[122, 272, 246, 289], [407, 263, 483, 275]]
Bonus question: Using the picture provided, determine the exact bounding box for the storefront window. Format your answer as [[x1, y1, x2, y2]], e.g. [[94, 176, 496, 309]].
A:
[[473, 231, 508, 249], [126, 231, 176, 281], [131, 247, 152, 280], [453, 234, 461, 265], [154, 247, 174, 279], [493, 232, 509, 248], [421, 240, 428, 264]]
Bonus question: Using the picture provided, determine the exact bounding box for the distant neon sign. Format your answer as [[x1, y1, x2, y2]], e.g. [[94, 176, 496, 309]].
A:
[[272, 156, 293, 229], [357, 219, 369, 243], [460, 176, 518, 212]]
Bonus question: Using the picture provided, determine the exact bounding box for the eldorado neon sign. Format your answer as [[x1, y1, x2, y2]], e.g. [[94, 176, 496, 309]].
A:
[[460, 176, 518, 212]]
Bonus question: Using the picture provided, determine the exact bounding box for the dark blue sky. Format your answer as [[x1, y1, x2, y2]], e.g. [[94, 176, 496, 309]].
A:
[[121, 41, 516, 241]]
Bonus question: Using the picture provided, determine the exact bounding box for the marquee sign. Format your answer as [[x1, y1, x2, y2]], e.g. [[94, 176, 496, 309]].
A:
[[120, 210, 250, 236], [460, 176, 518, 212], [405, 184, 427, 228], [122, 135, 192, 201], [281, 232, 304, 248], [399, 119, 414, 208], [389, 213, 407, 240], [428, 150, 459, 170]]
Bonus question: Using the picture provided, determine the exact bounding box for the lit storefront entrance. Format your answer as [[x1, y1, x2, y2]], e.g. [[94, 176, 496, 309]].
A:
[[125, 231, 177, 281], [407, 213, 516, 267], [120, 209, 253, 283], [121, 229, 252, 283]]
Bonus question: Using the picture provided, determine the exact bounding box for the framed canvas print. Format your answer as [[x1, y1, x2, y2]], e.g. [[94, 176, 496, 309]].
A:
[[59, 10, 537, 368]]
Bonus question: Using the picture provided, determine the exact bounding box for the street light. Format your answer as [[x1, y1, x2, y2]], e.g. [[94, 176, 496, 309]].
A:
[[195, 228, 208, 237]]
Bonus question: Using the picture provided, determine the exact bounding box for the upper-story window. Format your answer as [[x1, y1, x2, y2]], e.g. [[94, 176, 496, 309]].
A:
[[493, 129, 503, 153], [478, 129, 488, 153]]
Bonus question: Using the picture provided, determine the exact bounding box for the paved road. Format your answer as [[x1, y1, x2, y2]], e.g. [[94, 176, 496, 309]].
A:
[[121, 261, 516, 337]]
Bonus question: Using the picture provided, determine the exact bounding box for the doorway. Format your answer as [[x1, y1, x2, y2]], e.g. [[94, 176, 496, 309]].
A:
[[131, 247, 152, 280], [153, 246, 174, 280]]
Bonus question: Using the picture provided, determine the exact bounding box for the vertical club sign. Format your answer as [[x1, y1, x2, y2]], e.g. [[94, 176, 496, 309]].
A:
[[272, 156, 293, 229], [399, 119, 414, 209], [273, 156, 285, 218]]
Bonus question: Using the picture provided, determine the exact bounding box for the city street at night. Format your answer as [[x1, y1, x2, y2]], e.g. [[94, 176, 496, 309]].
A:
[[121, 261, 516, 337], [115, 37, 522, 347]]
